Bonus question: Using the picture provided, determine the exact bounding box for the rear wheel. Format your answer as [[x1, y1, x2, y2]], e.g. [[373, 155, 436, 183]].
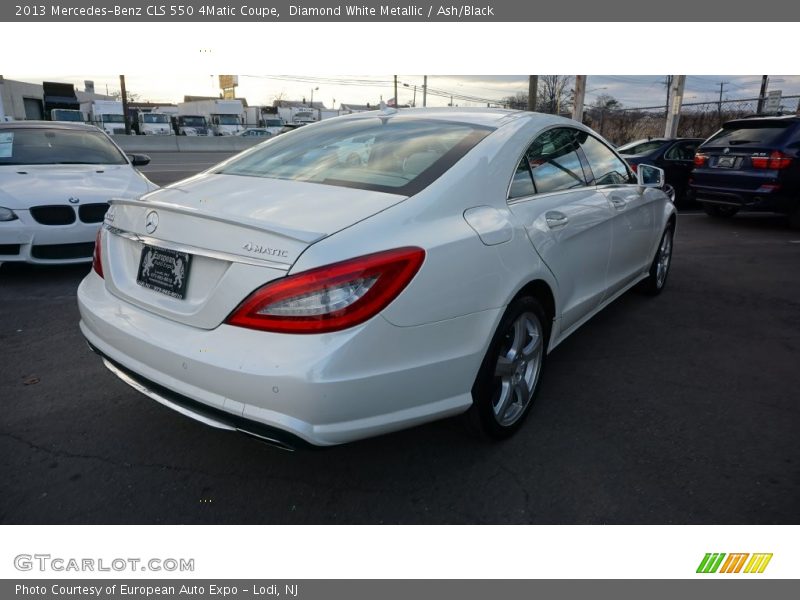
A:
[[702, 203, 739, 218], [467, 297, 548, 439]]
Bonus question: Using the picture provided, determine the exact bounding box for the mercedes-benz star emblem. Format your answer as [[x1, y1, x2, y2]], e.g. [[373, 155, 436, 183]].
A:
[[145, 210, 159, 234]]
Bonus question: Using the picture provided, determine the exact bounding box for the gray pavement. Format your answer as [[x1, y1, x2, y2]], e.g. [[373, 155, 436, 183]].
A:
[[1, 178, 799, 523]]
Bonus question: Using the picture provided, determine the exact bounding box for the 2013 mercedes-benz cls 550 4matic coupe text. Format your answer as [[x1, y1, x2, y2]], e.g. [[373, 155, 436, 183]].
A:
[[78, 108, 676, 448]]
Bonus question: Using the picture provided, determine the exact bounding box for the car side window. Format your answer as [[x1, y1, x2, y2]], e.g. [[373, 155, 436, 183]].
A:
[[526, 128, 588, 194], [579, 134, 634, 186], [509, 157, 535, 199], [665, 140, 699, 161]]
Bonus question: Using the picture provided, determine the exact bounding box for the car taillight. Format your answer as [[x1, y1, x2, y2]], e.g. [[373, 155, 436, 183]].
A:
[[694, 153, 708, 167], [226, 247, 425, 334], [751, 150, 792, 170], [92, 228, 104, 278], [628, 162, 638, 173]]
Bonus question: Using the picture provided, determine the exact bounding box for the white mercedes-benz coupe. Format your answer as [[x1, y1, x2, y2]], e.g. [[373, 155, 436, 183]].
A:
[[78, 108, 675, 449], [0, 121, 157, 266]]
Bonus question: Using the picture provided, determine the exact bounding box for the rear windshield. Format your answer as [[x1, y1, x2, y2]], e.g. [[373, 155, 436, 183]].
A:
[[705, 121, 796, 147], [617, 139, 666, 155], [217, 117, 493, 195], [0, 128, 127, 165]]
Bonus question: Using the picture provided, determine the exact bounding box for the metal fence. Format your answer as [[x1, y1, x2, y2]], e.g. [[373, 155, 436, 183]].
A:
[[585, 96, 800, 146]]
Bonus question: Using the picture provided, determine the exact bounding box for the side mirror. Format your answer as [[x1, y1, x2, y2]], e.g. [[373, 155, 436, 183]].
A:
[[128, 153, 151, 167], [636, 163, 664, 188]]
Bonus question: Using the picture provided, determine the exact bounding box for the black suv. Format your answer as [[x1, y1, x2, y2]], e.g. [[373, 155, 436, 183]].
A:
[[690, 116, 800, 227]]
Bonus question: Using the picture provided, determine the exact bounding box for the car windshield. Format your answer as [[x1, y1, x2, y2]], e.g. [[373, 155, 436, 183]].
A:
[[705, 121, 795, 147], [143, 114, 170, 123], [218, 115, 240, 125], [102, 114, 125, 123], [181, 117, 205, 126], [217, 117, 493, 196], [52, 110, 84, 122], [264, 119, 283, 127], [617, 139, 666, 155], [0, 128, 128, 165]]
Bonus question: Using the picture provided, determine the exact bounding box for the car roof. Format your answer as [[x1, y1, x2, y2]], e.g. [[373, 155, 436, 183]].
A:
[[335, 107, 552, 129], [725, 115, 800, 127], [0, 120, 99, 132]]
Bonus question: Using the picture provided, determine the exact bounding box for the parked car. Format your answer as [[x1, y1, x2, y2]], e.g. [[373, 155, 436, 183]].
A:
[[236, 128, 273, 138], [617, 137, 705, 206], [690, 116, 800, 227], [0, 121, 157, 266], [78, 108, 676, 448]]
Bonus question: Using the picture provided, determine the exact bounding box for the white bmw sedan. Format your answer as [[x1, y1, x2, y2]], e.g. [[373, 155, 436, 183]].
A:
[[0, 121, 157, 265], [78, 108, 675, 448]]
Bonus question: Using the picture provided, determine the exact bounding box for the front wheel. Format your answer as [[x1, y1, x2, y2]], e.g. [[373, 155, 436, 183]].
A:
[[467, 297, 549, 439], [638, 225, 674, 296]]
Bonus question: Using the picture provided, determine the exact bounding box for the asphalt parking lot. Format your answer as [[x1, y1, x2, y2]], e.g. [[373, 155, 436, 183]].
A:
[[1, 153, 799, 524], [138, 151, 236, 185]]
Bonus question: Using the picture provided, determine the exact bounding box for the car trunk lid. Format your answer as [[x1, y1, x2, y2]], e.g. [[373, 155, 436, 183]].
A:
[[101, 173, 406, 329]]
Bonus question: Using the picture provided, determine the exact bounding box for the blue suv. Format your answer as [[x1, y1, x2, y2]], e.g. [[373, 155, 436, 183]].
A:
[[690, 116, 800, 228]]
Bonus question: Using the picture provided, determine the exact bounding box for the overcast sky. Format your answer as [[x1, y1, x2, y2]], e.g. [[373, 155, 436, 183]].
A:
[[7, 74, 800, 109]]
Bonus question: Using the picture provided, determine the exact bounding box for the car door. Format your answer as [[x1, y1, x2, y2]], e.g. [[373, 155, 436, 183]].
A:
[[507, 127, 615, 332], [662, 139, 701, 197], [577, 132, 657, 297]]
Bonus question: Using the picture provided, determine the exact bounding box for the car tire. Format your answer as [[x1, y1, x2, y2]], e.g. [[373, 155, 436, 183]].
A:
[[702, 203, 739, 218], [466, 296, 549, 440], [638, 224, 674, 296]]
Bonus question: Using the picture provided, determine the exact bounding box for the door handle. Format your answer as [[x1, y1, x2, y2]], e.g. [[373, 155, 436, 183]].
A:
[[545, 211, 569, 229], [610, 196, 626, 210]]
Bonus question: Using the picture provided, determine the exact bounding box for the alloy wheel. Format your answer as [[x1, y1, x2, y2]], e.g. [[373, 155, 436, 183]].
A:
[[492, 311, 543, 427]]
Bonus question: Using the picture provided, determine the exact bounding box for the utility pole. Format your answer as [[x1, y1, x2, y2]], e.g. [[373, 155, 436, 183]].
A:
[[664, 75, 686, 138], [571, 75, 586, 122], [664, 75, 672, 116], [0, 75, 6, 120], [393, 75, 398, 107], [757, 75, 769, 114], [119, 75, 131, 135], [528, 75, 538, 111], [717, 81, 729, 127], [422, 75, 427, 107]]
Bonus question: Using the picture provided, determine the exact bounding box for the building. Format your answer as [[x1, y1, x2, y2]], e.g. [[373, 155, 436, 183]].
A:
[[339, 103, 378, 114], [0, 76, 112, 121]]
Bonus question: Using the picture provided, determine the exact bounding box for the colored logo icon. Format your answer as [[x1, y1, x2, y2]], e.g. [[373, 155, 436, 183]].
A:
[[697, 553, 773, 574]]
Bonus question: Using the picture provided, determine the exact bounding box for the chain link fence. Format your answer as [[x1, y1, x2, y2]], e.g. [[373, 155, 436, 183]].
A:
[[585, 96, 800, 146]]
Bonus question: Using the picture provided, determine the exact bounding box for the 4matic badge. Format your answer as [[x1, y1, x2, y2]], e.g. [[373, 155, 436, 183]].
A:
[[242, 242, 288, 258]]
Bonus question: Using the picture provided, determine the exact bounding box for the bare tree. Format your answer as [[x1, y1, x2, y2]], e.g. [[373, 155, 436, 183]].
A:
[[108, 89, 140, 102], [591, 93, 622, 111], [500, 92, 529, 110], [537, 75, 573, 115]]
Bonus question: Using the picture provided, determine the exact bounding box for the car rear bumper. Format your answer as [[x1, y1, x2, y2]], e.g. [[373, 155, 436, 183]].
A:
[[690, 185, 797, 213], [78, 272, 499, 446]]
